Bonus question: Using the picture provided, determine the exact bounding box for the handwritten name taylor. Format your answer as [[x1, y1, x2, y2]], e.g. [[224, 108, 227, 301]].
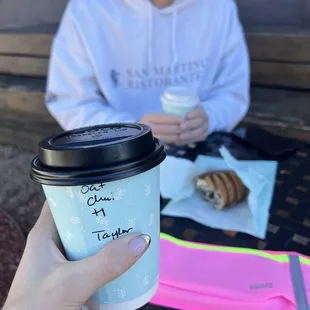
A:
[[92, 227, 133, 241]]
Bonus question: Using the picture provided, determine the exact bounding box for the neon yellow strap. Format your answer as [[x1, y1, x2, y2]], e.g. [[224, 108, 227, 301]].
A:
[[160, 233, 310, 265]]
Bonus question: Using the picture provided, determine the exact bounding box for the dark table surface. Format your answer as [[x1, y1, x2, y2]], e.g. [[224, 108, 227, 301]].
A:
[[142, 130, 310, 310]]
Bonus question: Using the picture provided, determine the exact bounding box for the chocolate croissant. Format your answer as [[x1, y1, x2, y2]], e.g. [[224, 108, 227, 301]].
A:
[[195, 170, 248, 210]]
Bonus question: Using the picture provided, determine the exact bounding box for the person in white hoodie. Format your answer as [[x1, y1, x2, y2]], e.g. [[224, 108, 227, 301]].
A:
[[46, 0, 250, 146]]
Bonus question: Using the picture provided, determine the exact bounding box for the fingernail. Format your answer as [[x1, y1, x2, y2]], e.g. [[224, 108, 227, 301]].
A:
[[129, 235, 151, 256]]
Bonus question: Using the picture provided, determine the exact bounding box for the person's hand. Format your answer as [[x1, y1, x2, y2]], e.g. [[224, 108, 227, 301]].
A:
[[140, 113, 183, 145], [178, 106, 208, 145], [3, 202, 150, 310]]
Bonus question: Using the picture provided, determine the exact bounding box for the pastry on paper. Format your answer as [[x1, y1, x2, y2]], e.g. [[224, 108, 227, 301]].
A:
[[195, 170, 248, 210]]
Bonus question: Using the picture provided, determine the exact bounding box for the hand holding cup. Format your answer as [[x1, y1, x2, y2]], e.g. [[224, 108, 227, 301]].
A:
[[178, 106, 209, 145], [3, 202, 150, 310]]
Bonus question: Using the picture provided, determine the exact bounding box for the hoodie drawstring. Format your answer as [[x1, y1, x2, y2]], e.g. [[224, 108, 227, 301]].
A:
[[171, 10, 178, 69], [146, 3, 178, 70], [147, 3, 153, 68], [145, 1, 188, 70]]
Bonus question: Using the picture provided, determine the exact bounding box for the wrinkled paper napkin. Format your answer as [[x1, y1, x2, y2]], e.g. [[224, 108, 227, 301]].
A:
[[160, 147, 278, 239]]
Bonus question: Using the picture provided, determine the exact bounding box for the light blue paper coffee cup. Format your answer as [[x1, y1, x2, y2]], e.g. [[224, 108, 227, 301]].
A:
[[161, 86, 199, 117], [30, 124, 166, 310]]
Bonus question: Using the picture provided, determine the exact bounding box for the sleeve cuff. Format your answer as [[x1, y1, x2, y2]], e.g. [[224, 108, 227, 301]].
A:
[[204, 106, 218, 135]]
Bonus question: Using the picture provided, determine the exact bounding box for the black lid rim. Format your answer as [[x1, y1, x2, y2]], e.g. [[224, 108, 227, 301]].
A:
[[38, 123, 155, 169], [40, 123, 150, 151], [30, 138, 166, 186]]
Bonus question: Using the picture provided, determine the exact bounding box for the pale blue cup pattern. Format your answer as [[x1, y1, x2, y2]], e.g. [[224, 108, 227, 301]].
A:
[[43, 167, 160, 307]]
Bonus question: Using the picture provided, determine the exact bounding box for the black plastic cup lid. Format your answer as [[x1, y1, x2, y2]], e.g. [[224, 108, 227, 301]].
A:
[[30, 123, 166, 186]]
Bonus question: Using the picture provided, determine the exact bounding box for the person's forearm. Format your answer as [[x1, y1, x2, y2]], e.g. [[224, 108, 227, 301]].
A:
[[199, 0, 250, 135], [202, 92, 249, 135]]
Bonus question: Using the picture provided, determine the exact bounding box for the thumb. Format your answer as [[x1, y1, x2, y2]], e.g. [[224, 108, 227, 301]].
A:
[[67, 234, 150, 299]]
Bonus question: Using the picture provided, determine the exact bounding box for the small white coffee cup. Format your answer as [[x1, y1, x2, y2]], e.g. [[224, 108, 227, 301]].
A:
[[161, 86, 199, 117]]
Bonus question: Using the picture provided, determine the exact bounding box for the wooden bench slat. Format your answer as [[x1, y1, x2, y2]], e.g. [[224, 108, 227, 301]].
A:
[[0, 55, 48, 76], [0, 91, 47, 116], [251, 61, 310, 89], [0, 122, 59, 152], [247, 32, 310, 62], [0, 75, 61, 152], [247, 87, 310, 131], [0, 34, 53, 57]]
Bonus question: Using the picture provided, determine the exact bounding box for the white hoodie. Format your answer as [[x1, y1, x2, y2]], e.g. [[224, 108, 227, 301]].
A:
[[46, 0, 250, 134]]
